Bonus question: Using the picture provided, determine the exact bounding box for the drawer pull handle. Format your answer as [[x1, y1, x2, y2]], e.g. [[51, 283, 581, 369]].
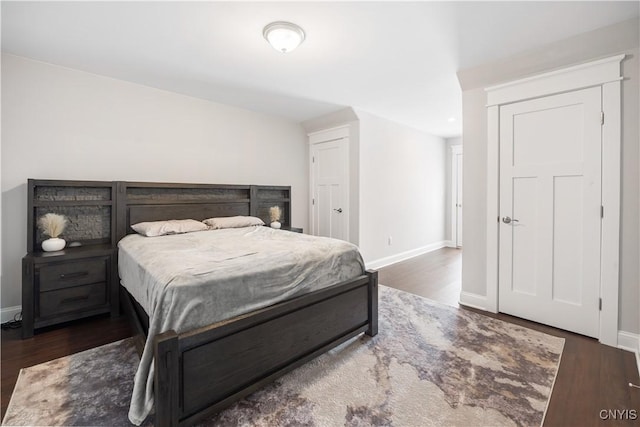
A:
[[61, 295, 90, 304], [59, 271, 89, 280]]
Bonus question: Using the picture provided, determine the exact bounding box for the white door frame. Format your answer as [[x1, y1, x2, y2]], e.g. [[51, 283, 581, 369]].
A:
[[485, 54, 624, 347], [451, 145, 463, 247], [308, 125, 350, 240]]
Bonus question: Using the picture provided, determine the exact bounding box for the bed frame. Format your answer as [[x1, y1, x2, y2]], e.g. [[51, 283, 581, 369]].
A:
[[115, 181, 378, 427]]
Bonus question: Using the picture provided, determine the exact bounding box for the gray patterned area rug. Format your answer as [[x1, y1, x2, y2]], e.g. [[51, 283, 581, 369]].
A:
[[3, 286, 564, 427]]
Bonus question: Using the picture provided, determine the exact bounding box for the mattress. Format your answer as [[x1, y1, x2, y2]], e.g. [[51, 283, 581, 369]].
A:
[[118, 226, 365, 424]]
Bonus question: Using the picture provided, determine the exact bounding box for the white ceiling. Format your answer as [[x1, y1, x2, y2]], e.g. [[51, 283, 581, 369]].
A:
[[2, 1, 638, 137]]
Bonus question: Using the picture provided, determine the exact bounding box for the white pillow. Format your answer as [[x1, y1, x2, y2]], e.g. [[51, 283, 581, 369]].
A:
[[203, 216, 265, 230], [131, 219, 208, 237]]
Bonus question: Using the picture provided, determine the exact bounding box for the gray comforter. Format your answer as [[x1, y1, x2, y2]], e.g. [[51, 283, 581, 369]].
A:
[[118, 226, 365, 425]]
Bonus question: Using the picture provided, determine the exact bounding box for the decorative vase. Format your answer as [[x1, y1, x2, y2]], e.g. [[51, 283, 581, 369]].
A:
[[270, 221, 281, 229], [42, 237, 66, 252]]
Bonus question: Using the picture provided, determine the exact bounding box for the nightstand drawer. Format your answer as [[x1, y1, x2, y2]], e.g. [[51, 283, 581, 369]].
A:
[[39, 258, 107, 291], [39, 282, 107, 318]]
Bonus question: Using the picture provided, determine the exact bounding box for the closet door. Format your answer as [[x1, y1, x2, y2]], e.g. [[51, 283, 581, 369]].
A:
[[498, 87, 602, 338], [310, 135, 349, 241]]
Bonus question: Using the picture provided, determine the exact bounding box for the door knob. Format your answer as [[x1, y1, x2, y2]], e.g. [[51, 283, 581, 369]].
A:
[[502, 216, 519, 224], [333, 208, 343, 213]]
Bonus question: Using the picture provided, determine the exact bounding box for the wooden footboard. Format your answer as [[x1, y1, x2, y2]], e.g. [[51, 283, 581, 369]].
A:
[[153, 269, 378, 427]]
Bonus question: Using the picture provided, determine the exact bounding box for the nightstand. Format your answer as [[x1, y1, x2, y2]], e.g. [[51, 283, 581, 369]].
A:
[[22, 245, 117, 338], [23, 179, 119, 338], [281, 226, 303, 233]]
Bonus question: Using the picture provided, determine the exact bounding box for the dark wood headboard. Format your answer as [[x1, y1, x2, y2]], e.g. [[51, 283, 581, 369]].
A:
[[115, 182, 291, 242]]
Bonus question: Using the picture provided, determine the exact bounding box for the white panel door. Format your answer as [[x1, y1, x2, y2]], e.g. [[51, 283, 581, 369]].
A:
[[498, 87, 602, 338], [455, 152, 463, 247], [311, 139, 348, 240]]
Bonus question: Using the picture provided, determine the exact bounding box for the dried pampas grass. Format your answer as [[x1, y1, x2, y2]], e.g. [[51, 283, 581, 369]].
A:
[[38, 213, 67, 238], [269, 206, 281, 222]]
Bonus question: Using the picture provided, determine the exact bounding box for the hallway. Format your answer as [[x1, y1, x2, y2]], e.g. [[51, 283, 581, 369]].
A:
[[378, 247, 461, 307]]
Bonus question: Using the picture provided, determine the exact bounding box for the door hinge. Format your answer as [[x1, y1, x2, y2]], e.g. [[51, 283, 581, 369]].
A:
[[599, 298, 602, 311], [600, 111, 604, 125], [600, 205, 604, 218], [312, 156, 315, 163], [312, 198, 315, 205]]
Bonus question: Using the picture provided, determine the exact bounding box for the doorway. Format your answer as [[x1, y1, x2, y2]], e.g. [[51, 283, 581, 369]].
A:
[[484, 54, 623, 346], [451, 145, 463, 248], [309, 127, 349, 241], [498, 87, 602, 338]]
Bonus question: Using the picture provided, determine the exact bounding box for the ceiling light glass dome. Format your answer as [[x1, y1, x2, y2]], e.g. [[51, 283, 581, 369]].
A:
[[263, 21, 305, 54]]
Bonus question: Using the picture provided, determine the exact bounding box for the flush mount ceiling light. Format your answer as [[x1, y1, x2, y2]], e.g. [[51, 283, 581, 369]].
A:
[[263, 21, 305, 54]]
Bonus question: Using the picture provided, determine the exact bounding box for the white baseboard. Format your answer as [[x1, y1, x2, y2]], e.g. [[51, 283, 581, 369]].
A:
[[617, 330, 639, 352], [444, 240, 456, 248], [616, 330, 640, 378], [1, 305, 22, 323], [366, 241, 447, 270], [458, 291, 489, 311]]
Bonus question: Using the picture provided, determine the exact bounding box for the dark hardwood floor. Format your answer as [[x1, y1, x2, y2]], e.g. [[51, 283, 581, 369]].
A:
[[379, 246, 462, 307], [2, 247, 639, 425], [1, 314, 133, 419], [380, 247, 640, 426]]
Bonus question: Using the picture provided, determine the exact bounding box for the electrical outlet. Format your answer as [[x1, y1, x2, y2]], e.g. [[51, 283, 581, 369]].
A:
[[388, 236, 392, 246]]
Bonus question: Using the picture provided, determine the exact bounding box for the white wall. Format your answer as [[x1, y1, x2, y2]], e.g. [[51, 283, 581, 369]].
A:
[[357, 110, 447, 266], [459, 87, 489, 298], [0, 53, 3, 320], [619, 49, 640, 335], [1, 54, 308, 311], [457, 18, 639, 334], [303, 108, 448, 265]]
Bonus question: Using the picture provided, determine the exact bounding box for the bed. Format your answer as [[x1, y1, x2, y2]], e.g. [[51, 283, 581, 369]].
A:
[[115, 182, 378, 427]]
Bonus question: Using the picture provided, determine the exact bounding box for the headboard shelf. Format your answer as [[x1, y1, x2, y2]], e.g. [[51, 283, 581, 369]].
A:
[[119, 199, 251, 206], [256, 189, 290, 199], [34, 185, 112, 202], [257, 198, 291, 202], [28, 179, 116, 253], [26, 179, 293, 252], [32, 200, 115, 207], [116, 181, 292, 241], [27, 243, 113, 260]]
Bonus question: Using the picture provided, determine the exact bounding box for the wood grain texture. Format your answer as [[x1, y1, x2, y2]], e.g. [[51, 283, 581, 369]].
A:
[[116, 182, 292, 239], [23, 249, 114, 337], [155, 330, 179, 427], [25, 179, 119, 337], [127, 203, 250, 227], [379, 247, 462, 307], [27, 179, 117, 252], [145, 272, 376, 426], [180, 286, 368, 417], [38, 257, 107, 291]]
